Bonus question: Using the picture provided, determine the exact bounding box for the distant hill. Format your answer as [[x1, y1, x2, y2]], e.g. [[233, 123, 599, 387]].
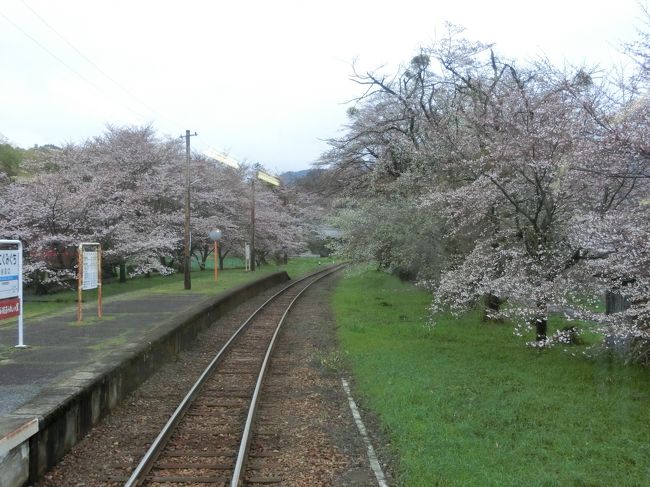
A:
[[279, 169, 311, 184]]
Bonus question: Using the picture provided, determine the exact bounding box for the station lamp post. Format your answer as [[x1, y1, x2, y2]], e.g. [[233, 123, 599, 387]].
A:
[[208, 229, 222, 282]]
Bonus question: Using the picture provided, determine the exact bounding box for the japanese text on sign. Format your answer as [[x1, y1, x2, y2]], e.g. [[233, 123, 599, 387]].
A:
[[0, 250, 19, 300], [0, 297, 20, 321], [82, 251, 98, 290]]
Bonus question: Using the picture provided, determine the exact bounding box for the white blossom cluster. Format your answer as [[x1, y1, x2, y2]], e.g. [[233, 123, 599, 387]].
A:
[[0, 125, 309, 292], [322, 18, 650, 362]]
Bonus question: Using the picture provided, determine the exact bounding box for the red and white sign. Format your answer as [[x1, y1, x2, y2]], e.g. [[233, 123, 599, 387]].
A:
[[0, 297, 20, 321], [0, 240, 25, 346]]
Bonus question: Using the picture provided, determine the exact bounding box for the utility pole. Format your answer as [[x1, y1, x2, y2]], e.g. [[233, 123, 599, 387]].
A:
[[248, 164, 279, 272], [183, 130, 198, 290], [250, 166, 257, 271]]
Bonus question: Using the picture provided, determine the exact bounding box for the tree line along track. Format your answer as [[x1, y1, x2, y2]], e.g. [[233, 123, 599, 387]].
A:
[[123, 264, 347, 487]]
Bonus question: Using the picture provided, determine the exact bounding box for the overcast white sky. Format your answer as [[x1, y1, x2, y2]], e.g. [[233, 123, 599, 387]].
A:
[[0, 0, 646, 173]]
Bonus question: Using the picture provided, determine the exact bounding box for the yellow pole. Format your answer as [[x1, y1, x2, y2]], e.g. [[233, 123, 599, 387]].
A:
[[98, 246, 103, 319], [214, 241, 218, 283], [77, 245, 83, 322]]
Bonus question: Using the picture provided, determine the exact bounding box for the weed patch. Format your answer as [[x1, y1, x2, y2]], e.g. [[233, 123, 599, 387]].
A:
[[312, 349, 348, 374]]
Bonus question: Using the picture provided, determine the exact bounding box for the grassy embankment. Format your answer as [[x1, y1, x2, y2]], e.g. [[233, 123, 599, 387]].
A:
[[333, 267, 650, 486], [15, 256, 333, 320]]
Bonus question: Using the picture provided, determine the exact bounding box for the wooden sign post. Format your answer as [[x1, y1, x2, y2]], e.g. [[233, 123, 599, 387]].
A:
[[77, 242, 102, 322]]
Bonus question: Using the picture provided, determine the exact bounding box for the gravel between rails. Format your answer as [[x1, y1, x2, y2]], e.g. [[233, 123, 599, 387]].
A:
[[34, 273, 392, 487], [242, 273, 392, 487]]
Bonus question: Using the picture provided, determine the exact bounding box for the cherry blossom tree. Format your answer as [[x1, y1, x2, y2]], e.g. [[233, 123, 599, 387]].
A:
[[0, 125, 313, 293], [1, 143, 105, 291], [83, 125, 185, 279], [323, 20, 650, 357], [252, 181, 306, 265], [188, 155, 249, 270]]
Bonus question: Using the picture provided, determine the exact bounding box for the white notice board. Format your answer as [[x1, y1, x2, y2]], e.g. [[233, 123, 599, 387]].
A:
[[82, 251, 98, 290]]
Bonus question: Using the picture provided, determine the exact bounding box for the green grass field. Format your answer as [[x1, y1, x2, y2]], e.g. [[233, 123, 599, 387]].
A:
[[333, 267, 650, 486], [16, 255, 334, 320], [0, 255, 333, 362]]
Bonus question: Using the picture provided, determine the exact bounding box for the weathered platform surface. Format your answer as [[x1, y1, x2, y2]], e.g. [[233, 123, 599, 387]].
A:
[[0, 272, 290, 487]]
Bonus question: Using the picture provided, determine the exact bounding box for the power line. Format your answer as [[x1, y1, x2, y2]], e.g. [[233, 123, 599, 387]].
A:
[[20, 0, 169, 124], [0, 7, 149, 122], [0, 10, 101, 93], [1, 4, 215, 156]]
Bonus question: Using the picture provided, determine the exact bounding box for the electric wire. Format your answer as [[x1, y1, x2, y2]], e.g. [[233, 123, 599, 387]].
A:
[[0, 7, 149, 123], [0, 5, 240, 161], [0, 10, 103, 94], [20, 0, 171, 125]]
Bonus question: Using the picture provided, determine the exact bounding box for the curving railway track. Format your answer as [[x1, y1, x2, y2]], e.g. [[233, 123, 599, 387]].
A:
[[124, 264, 346, 487]]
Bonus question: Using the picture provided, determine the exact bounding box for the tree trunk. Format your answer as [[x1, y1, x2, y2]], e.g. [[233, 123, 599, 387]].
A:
[[482, 293, 502, 322], [535, 316, 548, 341], [198, 244, 211, 271], [119, 262, 126, 283], [605, 291, 629, 314], [533, 300, 548, 341]]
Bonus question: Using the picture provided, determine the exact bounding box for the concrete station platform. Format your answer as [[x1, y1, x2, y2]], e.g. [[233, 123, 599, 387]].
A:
[[0, 272, 290, 487]]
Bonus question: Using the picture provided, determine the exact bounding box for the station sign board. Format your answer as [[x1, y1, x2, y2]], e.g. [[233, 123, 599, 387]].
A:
[[0, 249, 20, 302], [256, 170, 280, 187], [0, 240, 25, 347]]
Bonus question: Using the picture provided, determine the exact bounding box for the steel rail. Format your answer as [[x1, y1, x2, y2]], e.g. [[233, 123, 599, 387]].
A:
[[230, 264, 345, 486], [123, 264, 344, 487]]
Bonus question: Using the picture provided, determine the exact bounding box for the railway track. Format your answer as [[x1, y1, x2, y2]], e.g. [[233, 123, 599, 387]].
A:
[[124, 264, 346, 487]]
